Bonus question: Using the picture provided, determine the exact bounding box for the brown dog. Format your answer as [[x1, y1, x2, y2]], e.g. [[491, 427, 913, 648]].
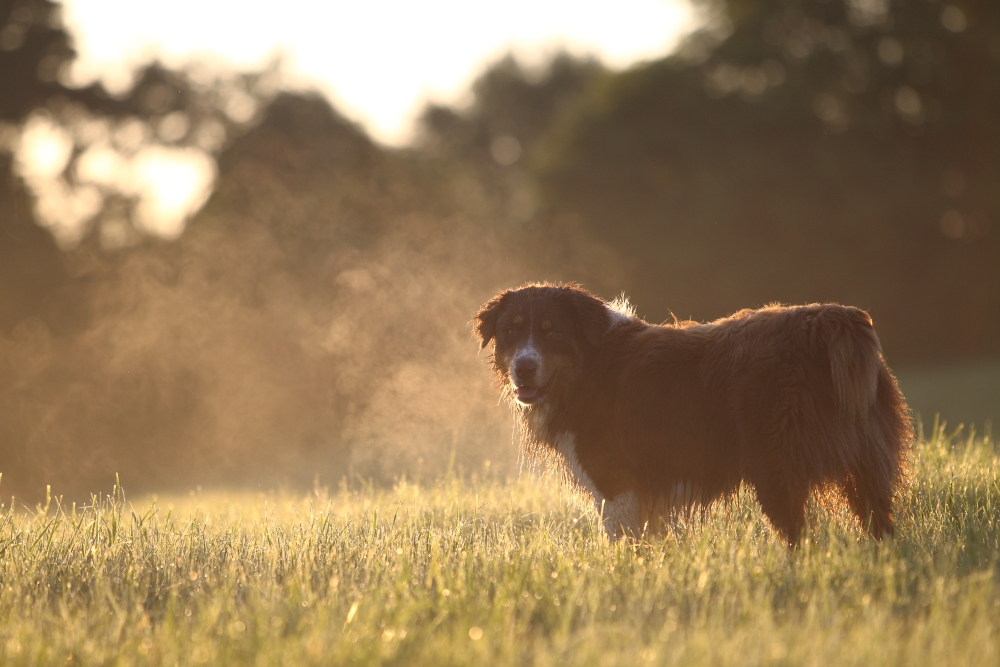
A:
[[474, 283, 912, 545]]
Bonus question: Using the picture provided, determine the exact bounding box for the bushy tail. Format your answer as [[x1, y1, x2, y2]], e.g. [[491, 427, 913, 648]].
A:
[[817, 306, 913, 535], [816, 306, 883, 418]]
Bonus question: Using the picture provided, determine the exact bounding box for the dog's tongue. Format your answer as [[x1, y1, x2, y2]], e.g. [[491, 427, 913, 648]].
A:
[[515, 386, 538, 400]]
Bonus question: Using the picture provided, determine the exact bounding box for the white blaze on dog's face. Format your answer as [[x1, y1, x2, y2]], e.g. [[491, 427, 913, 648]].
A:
[[494, 306, 579, 406]]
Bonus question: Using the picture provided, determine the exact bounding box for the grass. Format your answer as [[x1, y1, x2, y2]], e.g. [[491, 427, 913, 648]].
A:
[[1, 424, 999, 666]]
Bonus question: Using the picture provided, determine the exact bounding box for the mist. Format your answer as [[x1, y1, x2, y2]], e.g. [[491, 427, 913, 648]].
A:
[[3, 0, 1000, 502], [0, 79, 625, 501]]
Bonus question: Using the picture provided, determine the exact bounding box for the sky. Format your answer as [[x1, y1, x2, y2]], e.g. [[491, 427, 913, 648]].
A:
[[60, 0, 698, 145]]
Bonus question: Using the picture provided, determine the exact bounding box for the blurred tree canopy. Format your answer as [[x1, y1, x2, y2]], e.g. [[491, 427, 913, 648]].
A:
[[1, 0, 276, 333], [534, 0, 1000, 362], [1, 0, 71, 332]]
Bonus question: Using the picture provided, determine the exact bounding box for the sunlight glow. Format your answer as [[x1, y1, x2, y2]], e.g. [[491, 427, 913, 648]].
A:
[[130, 146, 217, 239], [61, 0, 698, 145], [15, 114, 217, 245], [15, 115, 73, 182], [13, 115, 100, 245], [76, 141, 218, 239]]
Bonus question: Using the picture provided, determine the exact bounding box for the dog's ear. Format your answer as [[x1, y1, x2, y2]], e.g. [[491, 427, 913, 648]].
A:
[[565, 288, 610, 348], [473, 291, 509, 349]]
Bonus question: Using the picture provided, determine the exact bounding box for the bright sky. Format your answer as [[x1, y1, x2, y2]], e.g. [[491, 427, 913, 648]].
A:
[[19, 1, 697, 246], [61, 0, 698, 145]]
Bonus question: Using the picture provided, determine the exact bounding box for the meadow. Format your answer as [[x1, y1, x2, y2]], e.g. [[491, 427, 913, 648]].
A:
[[1, 422, 998, 667]]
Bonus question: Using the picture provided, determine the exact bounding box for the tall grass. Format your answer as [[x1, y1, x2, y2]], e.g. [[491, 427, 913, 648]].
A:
[[1, 425, 998, 666]]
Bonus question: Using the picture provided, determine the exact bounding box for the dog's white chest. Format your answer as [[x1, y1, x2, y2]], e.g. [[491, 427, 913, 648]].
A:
[[553, 431, 642, 539], [554, 431, 602, 502]]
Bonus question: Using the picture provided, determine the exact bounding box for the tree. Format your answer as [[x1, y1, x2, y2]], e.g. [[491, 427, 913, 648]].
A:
[[537, 0, 1000, 363]]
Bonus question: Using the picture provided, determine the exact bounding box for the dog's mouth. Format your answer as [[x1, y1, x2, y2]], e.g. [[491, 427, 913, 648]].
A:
[[512, 377, 553, 406]]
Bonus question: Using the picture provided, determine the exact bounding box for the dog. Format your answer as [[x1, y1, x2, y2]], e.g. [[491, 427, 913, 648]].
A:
[[474, 283, 912, 545]]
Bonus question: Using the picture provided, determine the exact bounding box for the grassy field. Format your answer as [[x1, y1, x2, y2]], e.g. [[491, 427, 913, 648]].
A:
[[1, 424, 999, 667], [896, 360, 1000, 434]]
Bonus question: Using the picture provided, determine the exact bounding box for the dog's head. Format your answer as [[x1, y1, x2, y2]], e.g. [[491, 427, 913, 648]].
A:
[[474, 284, 611, 407]]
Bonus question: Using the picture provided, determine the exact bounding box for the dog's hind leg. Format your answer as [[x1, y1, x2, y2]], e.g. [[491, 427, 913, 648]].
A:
[[841, 368, 909, 540], [840, 464, 895, 539], [751, 472, 811, 547], [841, 409, 902, 540]]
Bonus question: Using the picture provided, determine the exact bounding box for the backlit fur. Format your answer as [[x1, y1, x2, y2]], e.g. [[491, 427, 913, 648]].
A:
[[474, 283, 912, 545]]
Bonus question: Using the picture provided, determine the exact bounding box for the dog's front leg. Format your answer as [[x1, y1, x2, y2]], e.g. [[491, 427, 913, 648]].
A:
[[599, 491, 643, 540]]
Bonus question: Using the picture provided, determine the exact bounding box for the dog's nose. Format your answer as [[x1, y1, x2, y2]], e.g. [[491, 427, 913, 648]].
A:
[[513, 359, 538, 383]]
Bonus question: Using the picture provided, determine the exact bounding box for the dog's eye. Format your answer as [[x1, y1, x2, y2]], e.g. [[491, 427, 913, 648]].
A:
[[505, 328, 516, 336]]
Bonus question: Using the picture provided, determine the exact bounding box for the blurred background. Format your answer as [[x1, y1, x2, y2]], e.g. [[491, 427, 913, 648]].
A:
[[1, 0, 997, 501]]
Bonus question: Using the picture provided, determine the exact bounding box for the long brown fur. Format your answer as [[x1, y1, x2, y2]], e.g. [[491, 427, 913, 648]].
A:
[[474, 283, 912, 545]]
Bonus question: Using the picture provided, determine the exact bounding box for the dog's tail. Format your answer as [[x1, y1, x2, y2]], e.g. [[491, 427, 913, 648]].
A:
[[815, 306, 884, 418], [816, 306, 913, 535]]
